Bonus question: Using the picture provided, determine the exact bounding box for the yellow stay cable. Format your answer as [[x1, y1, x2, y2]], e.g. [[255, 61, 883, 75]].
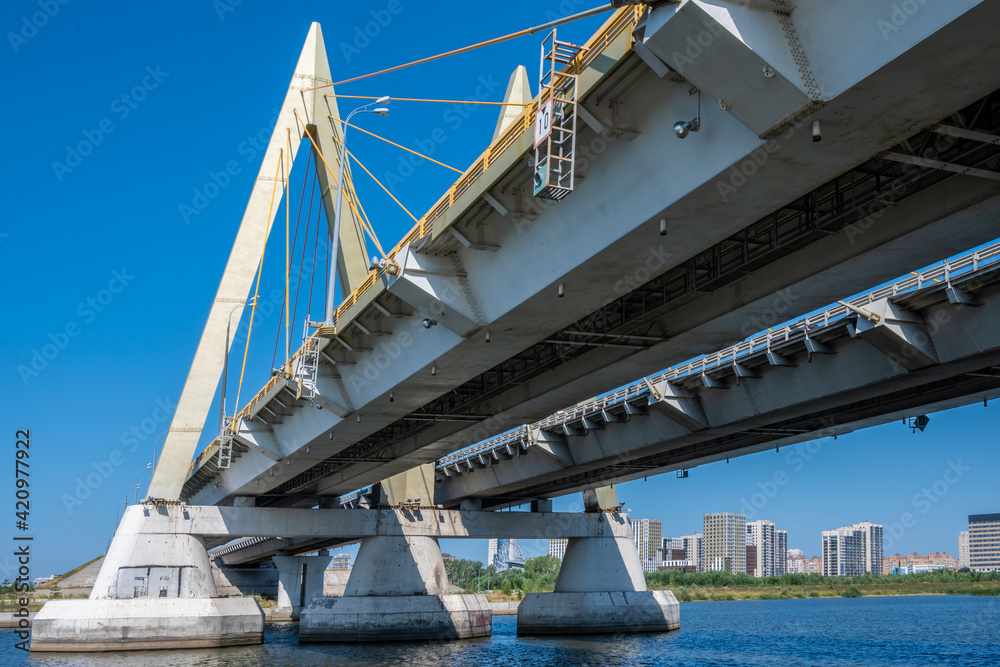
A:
[[341, 167, 384, 257], [301, 4, 619, 90], [329, 136, 386, 258], [234, 151, 283, 415], [329, 115, 462, 174], [326, 94, 529, 107], [343, 145, 420, 224], [294, 110, 387, 257]]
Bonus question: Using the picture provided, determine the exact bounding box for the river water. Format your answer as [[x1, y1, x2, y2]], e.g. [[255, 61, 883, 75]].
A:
[[3, 595, 998, 666]]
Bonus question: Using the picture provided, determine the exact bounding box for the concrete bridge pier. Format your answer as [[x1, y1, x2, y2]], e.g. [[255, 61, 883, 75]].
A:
[[299, 465, 491, 642], [31, 504, 264, 652], [272, 552, 332, 621], [517, 487, 679, 636]]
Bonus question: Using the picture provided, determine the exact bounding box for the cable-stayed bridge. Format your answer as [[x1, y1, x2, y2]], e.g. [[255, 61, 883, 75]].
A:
[[32, 0, 1000, 652]]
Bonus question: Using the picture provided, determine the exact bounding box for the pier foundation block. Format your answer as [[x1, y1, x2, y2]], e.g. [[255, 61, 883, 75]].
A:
[[518, 489, 679, 636], [30, 598, 264, 651], [30, 505, 263, 652], [299, 534, 491, 642]]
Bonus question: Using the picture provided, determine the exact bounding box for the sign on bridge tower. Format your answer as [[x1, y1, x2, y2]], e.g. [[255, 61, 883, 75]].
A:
[[533, 29, 581, 200]]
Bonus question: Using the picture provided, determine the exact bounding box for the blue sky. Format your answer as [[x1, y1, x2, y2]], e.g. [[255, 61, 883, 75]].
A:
[[0, 0, 996, 579]]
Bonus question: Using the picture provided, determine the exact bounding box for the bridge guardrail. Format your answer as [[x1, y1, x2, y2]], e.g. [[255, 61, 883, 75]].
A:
[[434, 241, 1000, 471], [185, 7, 646, 480]]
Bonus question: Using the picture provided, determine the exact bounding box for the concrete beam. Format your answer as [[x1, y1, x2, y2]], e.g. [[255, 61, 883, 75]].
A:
[[312, 376, 352, 418], [646, 379, 709, 431], [233, 420, 285, 461], [386, 246, 481, 337], [379, 463, 435, 506], [126, 504, 632, 540], [530, 428, 576, 466], [855, 298, 938, 371]]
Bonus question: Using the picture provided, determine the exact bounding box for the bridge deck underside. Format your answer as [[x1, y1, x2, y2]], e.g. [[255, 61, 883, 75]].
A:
[[184, 2, 1000, 521]]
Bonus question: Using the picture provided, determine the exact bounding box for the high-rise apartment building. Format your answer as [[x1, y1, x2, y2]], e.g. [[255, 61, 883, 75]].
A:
[[632, 518, 663, 573], [662, 537, 684, 552], [745, 520, 789, 577], [746, 520, 776, 577], [683, 533, 705, 572], [549, 538, 568, 561], [663, 533, 704, 571], [959, 530, 970, 568], [968, 514, 1000, 571], [822, 521, 883, 576], [776, 530, 788, 576], [704, 513, 746, 574]]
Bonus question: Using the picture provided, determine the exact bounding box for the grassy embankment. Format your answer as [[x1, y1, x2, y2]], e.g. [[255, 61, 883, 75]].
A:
[[448, 557, 1000, 602], [644, 570, 1000, 602]]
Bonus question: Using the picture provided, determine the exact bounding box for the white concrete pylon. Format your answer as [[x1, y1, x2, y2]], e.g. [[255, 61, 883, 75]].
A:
[[306, 29, 370, 299], [492, 65, 531, 143], [147, 23, 368, 500]]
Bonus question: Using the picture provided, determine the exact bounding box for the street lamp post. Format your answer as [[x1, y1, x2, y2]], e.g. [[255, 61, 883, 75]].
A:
[[324, 96, 391, 326], [220, 298, 256, 438]]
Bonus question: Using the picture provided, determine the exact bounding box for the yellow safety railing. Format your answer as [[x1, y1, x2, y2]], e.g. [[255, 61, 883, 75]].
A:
[[188, 6, 644, 480], [325, 4, 641, 323]]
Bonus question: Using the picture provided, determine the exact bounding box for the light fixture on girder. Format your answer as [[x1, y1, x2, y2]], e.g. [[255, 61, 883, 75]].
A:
[[659, 218, 668, 236], [673, 90, 701, 139], [431, 363, 437, 376], [908, 414, 930, 432], [812, 119, 822, 142], [422, 318, 438, 329]]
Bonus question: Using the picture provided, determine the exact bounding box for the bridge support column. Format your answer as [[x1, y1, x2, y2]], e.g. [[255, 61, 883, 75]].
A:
[[30, 505, 263, 652], [517, 487, 679, 636], [299, 465, 491, 642], [272, 552, 332, 621]]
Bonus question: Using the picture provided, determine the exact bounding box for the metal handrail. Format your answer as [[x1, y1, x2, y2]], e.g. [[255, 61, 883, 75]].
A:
[[205, 7, 645, 468], [434, 242, 1000, 470]]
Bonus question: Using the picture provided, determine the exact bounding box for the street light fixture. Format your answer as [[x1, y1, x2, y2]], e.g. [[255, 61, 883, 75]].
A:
[[220, 297, 257, 438], [325, 97, 391, 325]]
